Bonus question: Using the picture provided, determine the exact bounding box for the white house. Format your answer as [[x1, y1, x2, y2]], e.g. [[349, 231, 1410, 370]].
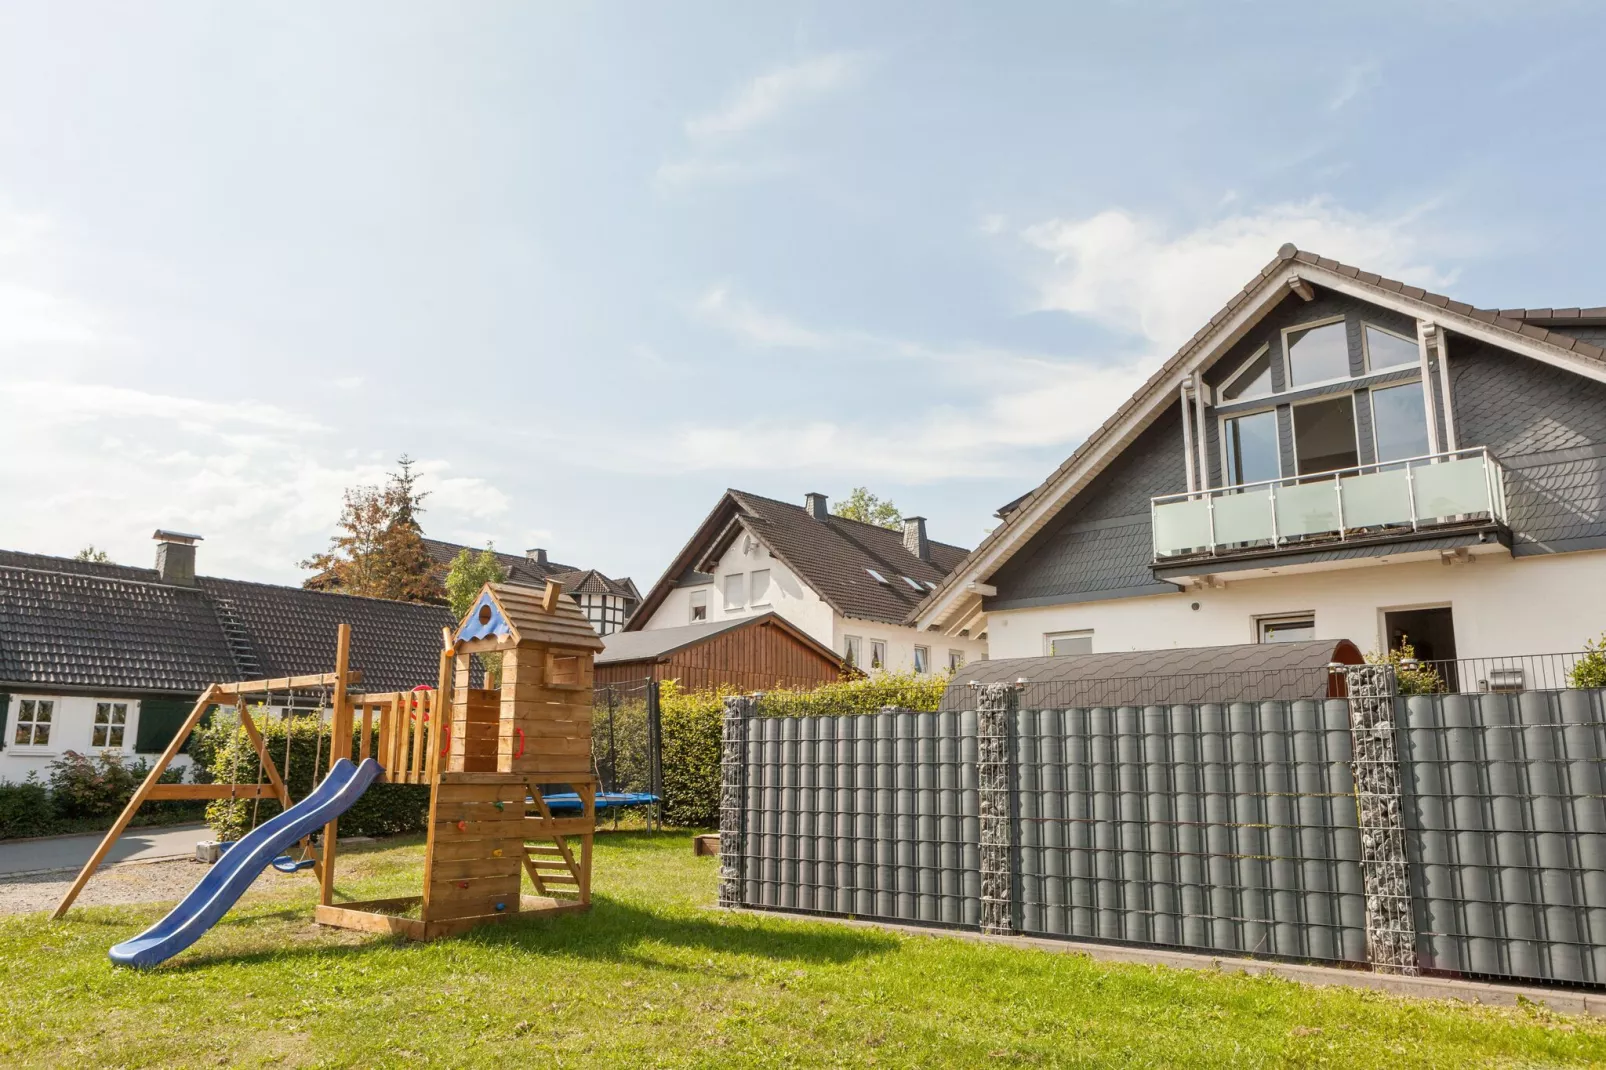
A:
[[627, 490, 987, 678], [914, 245, 1606, 671]]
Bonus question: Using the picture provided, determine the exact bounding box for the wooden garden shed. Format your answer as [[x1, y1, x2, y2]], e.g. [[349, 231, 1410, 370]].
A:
[[593, 612, 844, 692]]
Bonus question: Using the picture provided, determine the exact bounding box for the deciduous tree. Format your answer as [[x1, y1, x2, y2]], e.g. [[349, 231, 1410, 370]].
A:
[[301, 456, 441, 603], [833, 487, 902, 529]]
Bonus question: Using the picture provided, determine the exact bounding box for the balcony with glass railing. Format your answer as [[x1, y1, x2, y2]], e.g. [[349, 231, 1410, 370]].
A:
[[1151, 447, 1509, 562]]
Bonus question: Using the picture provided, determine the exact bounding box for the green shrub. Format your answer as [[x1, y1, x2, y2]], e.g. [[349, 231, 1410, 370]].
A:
[[48, 751, 147, 819], [754, 669, 951, 717], [1570, 635, 1606, 690], [202, 712, 429, 841], [1365, 638, 1446, 696], [658, 681, 727, 828], [0, 777, 57, 839]]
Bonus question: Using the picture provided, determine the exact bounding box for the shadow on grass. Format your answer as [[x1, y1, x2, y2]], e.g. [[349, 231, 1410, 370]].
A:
[[172, 893, 897, 974]]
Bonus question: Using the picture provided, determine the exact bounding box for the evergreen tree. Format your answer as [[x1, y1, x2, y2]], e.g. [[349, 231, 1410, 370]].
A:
[[301, 456, 441, 603]]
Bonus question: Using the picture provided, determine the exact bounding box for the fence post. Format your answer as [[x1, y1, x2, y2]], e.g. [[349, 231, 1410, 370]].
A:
[[718, 694, 754, 910], [976, 682, 1020, 935], [1344, 663, 1419, 975]]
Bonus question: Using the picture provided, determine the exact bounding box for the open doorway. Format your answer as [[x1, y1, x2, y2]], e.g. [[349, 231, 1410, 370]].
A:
[[1383, 606, 1458, 689]]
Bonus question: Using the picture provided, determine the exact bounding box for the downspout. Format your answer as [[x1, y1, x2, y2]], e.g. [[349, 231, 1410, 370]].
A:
[[1435, 327, 1458, 451], [1179, 382, 1198, 495], [1415, 320, 1443, 455]]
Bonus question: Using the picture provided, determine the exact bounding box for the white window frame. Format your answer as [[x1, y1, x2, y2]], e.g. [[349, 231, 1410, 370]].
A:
[[1289, 391, 1361, 478], [91, 700, 133, 750], [1361, 322, 1421, 375], [1369, 378, 1430, 465], [688, 588, 709, 623], [1257, 613, 1316, 644], [1218, 405, 1283, 488], [723, 572, 746, 611], [1280, 315, 1352, 391], [1217, 342, 1276, 403], [948, 649, 965, 672], [1045, 630, 1094, 656], [869, 640, 887, 670], [913, 645, 930, 673], [843, 635, 863, 668], [10, 696, 58, 753], [749, 569, 772, 607]]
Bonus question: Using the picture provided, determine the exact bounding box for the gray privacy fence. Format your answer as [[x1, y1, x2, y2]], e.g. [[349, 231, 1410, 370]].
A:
[[719, 674, 1606, 988]]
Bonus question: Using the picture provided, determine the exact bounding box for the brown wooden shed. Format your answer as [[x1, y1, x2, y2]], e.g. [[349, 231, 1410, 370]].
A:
[[594, 612, 844, 692]]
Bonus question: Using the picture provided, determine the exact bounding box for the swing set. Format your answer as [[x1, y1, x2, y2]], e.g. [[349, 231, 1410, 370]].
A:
[[54, 579, 608, 951]]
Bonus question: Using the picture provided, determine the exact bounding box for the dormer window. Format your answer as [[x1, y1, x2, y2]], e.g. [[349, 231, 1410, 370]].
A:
[[1284, 318, 1350, 386], [901, 576, 923, 591]]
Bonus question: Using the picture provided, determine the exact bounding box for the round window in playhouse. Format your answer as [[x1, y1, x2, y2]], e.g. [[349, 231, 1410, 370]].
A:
[[478, 604, 493, 626]]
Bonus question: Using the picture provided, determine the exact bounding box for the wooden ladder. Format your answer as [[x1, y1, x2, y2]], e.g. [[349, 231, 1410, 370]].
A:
[[522, 791, 587, 900]]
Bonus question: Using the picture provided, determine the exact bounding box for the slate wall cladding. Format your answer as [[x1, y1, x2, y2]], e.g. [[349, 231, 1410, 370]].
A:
[[1450, 337, 1606, 553]]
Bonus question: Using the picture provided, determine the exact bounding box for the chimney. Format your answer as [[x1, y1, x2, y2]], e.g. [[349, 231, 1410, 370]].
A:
[[804, 492, 829, 520], [902, 517, 930, 561], [152, 529, 202, 586], [526, 548, 547, 565]]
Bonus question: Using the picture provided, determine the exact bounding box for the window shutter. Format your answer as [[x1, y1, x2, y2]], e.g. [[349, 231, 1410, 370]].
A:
[[0, 693, 9, 752], [135, 696, 194, 754]]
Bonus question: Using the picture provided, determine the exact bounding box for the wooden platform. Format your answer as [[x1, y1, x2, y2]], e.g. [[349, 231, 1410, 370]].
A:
[[315, 894, 588, 941]]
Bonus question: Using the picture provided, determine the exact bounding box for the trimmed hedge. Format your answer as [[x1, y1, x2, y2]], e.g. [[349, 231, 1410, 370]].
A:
[[0, 778, 55, 839], [197, 715, 430, 841], [0, 752, 201, 839]]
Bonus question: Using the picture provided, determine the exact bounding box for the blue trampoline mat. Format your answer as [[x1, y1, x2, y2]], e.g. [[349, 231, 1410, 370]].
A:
[[540, 791, 658, 814]]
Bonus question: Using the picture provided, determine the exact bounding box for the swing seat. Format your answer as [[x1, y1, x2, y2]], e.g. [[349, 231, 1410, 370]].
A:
[[270, 854, 316, 874]]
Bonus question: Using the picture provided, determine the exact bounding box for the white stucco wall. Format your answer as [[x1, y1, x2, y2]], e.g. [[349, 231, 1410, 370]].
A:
[[984, 549, 1606, 662], [639, 537, 987, 674], [1, 694, 196, 783]]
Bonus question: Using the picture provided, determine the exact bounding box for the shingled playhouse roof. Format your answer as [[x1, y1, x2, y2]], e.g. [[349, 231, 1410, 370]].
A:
[[626, 490, 971, 630]]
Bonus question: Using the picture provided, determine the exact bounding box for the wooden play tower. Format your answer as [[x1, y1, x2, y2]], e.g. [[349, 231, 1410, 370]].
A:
[[318, 579, 605, 939]]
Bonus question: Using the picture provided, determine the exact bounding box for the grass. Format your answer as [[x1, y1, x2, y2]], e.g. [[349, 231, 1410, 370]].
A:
[[3, 833, 1604, 1068]]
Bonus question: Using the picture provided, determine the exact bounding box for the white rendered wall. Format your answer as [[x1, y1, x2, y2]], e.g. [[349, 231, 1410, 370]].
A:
[[984, 549, 1606, 662], [638, 537, 987, 674], [0, 695, 197, 783]]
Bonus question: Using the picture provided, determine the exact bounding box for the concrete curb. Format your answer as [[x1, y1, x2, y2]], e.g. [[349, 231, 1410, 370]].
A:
[[0, 822, 208, 848], [726, 908, 1606, 1018]]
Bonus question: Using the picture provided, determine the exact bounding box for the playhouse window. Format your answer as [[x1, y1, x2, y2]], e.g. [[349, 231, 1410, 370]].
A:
[[92, 702, 128, 748], [13, 699, 53, 748]]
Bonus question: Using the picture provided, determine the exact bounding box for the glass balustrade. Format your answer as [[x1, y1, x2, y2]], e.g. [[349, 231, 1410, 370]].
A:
[[1151, 447, 1506, 560]]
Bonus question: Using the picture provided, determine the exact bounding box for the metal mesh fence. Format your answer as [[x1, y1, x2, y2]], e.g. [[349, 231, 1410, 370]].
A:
[[1399, 689, 1606, 984], [591, 681, 661, 797], [1012, 701, 1367, 962], [740, 711, 981, 927]]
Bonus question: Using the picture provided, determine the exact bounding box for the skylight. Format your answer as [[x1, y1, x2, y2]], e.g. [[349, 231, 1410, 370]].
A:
[[902, 576, 923, 591], [866, 568, 890, 585]]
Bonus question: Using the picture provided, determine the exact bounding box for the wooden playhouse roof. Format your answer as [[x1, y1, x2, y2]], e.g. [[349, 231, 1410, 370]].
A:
[[453, 581, 605, 653]]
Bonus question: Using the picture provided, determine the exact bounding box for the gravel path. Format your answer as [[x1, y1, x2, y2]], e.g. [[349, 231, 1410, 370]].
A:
[[0, 859, 243, 916]]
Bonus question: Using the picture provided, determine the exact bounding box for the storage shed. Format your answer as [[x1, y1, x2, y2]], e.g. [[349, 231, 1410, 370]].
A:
[[594, 612, 844, 691]]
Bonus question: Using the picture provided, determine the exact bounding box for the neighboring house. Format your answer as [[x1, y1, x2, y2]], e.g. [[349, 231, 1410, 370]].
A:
[[0, 532, 456, 781], [626, 490, 987, 674], [422, 538, 640, 636], [595, 612, 844, 691], [916, 244, 1606, 665]]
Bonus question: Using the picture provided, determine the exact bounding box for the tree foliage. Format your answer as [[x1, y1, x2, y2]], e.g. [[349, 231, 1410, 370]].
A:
[[73, 545, 111, 563], [1366, 637, 1447, 696], [301, 456, 441, 603], [833, 486, 902, 529], [445, 546, 508, 620], [1570, 634, 1606, 690]]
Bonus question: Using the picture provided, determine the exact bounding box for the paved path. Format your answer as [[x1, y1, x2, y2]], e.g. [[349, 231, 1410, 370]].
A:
[[0, 823, 209, 877]]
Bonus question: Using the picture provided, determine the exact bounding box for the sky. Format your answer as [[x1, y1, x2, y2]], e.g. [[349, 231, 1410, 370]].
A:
[[1, 2, 1603, 591]]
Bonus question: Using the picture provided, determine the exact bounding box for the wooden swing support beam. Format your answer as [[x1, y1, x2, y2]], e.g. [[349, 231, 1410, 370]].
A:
[[50, 626, 359, 920]]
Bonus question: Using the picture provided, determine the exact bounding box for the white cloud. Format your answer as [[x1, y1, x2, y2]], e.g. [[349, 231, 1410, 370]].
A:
[[684, 52, 864, 142], [0, 207, 109, 349], [693, 286, 831, 349], [1329, 60, 1382, 112], [1022, 200, 1450, 350]]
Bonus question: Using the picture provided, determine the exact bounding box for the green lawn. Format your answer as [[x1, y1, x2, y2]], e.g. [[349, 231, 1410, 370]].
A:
[[4, 833, 1604, 1068]]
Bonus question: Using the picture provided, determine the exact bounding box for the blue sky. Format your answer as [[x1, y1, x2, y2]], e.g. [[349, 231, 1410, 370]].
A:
[[1, 3, 1602, 590]]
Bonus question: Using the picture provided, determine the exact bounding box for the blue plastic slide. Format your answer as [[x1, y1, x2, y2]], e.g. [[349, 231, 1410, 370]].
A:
[[109, 757, 383, 969]]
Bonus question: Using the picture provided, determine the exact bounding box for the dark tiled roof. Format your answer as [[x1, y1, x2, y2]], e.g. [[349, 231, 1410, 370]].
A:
[[0, 564, 238, 694], [0, 550, 161, 584], [1485, 307, 1606, 326], [422, 538, 637, 604], [915, 244, 1606, 625], [938, 639, 1362, 710], [197, 577, 453, 694]]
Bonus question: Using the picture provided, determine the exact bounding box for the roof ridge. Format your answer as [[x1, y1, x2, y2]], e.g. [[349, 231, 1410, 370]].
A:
[[728, 488, 970, 554], [0, 560, 203, 595], [198, 574, 448, 611]]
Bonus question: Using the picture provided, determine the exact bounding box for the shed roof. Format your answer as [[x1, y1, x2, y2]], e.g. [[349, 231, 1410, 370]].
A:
[[939, 639, 1362, 710], [597, 612, 840, 667]]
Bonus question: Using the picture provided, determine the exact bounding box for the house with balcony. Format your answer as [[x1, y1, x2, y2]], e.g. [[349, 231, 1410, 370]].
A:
[[913, 244, 1606, 666]]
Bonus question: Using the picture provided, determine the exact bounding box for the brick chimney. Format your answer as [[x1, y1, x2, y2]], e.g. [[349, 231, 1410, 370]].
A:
[[804, 492, 829, 520], [153, 530, 202, 586], [902, 516, 930, 561], [526, 548, 547, 565]]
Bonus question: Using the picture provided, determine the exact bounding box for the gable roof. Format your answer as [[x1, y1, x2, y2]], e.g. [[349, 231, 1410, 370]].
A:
[[421, 538, 638, 603], [625, 489, 972, 630], [912, 244, 1606, 632], [597, 611, 840, 667], [0, 549, 456, 695], [453, 581, 604, 652]]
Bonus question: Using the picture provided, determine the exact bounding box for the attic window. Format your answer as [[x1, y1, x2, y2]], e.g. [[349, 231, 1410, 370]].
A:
[[901, 576, 923, 591], [924, 580, 938, 591], [866, 568, 890, 585]]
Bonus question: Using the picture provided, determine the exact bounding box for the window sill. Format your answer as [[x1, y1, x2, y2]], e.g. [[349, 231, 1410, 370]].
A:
[[6, 749, 57, 758], [750, 601, 773, 609]]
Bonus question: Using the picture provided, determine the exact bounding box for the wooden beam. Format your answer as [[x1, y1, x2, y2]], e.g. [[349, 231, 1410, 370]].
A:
[[52, 685, 221, 918], [1288, 276, 1315, 302], [211, 670, 362, 696], [541, 579, 562, 613], [320, 623, 352, 907], [145, 783, 278, 800]]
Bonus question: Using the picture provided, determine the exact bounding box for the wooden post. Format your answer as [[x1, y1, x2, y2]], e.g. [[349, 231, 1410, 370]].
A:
[[359, 703, 373, 763], [578, 781, 594, 906], [52, 685, 221, 919], [425, 634, 450, 786], [320, 623, 352, 907]]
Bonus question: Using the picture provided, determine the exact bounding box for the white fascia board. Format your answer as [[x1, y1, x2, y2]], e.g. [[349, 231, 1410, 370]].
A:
[[914, 267, 1302, 630]]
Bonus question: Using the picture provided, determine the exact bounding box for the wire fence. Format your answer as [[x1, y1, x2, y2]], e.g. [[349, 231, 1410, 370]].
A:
[[590, 680, 662, 798]]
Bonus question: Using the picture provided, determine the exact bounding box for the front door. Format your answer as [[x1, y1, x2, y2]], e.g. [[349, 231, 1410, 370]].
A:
[[1383, 606, 1457, 663]]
